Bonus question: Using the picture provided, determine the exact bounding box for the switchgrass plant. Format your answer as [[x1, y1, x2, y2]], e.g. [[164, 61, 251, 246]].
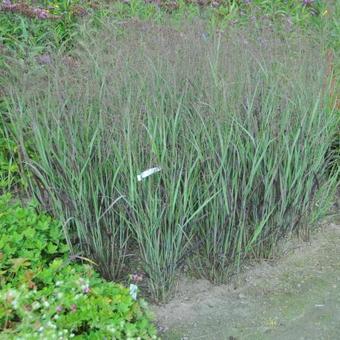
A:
[[3, 20, 338, 301]]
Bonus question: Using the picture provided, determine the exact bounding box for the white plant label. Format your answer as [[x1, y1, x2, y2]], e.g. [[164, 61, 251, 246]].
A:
[[129, 284, 138, 300], [137, 167, 161, 181]]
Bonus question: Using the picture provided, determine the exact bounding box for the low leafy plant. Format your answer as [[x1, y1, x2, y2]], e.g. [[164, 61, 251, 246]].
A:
[[0, 194, 69, 286], [0, 195, 157, 338], [0, 260, 157, 339]]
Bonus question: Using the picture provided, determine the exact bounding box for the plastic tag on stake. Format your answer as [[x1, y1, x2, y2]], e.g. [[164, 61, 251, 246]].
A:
[[129, 284, 138, 300], [137, 167, 161, 181]]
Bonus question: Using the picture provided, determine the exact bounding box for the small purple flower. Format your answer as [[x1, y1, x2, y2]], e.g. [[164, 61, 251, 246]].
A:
[[2, 0, 12, 5], [56, 305, 63, 314], [303, 0, 314, 5], [131, 273, 143, 283], [83, 285, 90, 294], [33, 8, 49, 19], [244, 0, 251, 4], [70, 304, 77, 313]]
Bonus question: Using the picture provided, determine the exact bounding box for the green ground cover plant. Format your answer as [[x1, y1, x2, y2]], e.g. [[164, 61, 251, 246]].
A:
[[0, 194, 68, 286], [0, 195, 157, 338], [1, 262, 157, 338], [3, 20, 338, 301]]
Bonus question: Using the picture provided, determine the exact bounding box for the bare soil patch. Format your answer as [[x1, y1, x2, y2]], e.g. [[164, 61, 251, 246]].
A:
[[154, 214, 340, 339]]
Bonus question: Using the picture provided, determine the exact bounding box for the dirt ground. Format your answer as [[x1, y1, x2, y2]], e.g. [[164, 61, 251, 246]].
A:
[[153, 213, 340, 340]]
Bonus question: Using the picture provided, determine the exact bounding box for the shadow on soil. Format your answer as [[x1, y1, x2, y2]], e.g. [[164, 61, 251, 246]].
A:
[[154, 215, 340, 340]]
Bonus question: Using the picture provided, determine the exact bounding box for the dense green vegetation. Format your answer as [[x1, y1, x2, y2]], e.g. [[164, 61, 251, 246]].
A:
[[0, 194, 157, 338], [0, 0, 339, 336]]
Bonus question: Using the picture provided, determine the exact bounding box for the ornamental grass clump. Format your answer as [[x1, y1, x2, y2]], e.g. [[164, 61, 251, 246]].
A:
[[4, 20, 338, 301]]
